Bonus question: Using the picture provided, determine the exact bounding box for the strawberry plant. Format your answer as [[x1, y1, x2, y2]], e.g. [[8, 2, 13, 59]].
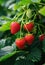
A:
[[0, 0, 45, 65]]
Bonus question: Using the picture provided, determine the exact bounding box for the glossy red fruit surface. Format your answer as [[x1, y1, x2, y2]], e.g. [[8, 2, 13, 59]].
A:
[[10, 22, 20, 34], [39, 34, 45, 41], [15, 38, 26, 49], [25, 34, 34, 45], [24, 22, 34, 31]]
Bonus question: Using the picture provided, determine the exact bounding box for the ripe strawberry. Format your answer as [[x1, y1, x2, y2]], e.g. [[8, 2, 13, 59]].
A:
[[15, 38, 26, 49], [23, 22, 34, 31], [25, 34, 34, 45], [39, 34, 45, 41], [10, 22, 20, 34]]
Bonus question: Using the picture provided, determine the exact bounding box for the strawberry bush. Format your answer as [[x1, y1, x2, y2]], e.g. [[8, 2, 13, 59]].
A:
[[0, 0, 45, 65]]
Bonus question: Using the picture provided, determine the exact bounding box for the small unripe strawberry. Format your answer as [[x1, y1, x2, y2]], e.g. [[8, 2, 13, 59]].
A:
[[39, 34, 45, 41], [15, 38, 26, 49], [25, 34, 34, 45], [23, 22, 34, 32], [10, 22, 20, 34]]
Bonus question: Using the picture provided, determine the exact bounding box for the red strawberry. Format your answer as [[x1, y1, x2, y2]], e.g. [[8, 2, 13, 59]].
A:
[[39, 34, 45, 41], [10, 22, 20, 34], [15, 38, 26, 49], [24, 22, 34, 31], [25, 34, 34, 45]]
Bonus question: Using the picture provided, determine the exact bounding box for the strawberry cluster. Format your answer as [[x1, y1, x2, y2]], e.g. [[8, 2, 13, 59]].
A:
[[10, 22, 45, 49]]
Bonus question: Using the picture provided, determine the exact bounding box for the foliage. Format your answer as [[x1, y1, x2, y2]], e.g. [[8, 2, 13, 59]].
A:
[[0, 0, 45, 65]]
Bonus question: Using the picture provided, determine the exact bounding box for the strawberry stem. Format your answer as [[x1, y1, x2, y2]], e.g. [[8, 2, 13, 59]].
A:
[[20, 21, 23, 38], [20, 12, 25, 38], [38, 24, 42, 34]]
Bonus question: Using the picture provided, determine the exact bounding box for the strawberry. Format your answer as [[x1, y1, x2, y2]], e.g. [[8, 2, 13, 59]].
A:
[[39, 34, 45, 41], [23, 22, 34, 32], [15, 38, 26, 49], [10, 22, 20, 34], [25, 34, 34, 45]]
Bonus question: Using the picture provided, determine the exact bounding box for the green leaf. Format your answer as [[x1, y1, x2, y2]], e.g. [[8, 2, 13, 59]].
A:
[[42, 39, 45, 52], [12, 43, 16, 51], [0, 51, 20, 62], [4, 0, 15, 7], [27, 48, 41, 62], [14, 0, 31, 10], [26, 9, 32, 18], [14, 59, 34, 65], [5, 37, 12, 46], [0, 39, 6, 49], [0, 51, 26, 62], [0, 46, 13, 57], [0, 22, 11, 31], [0, 16, 12, 21], [19, 0, 31, 5], [31, 0, 41, 3], [39, 6, 45, 16]]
